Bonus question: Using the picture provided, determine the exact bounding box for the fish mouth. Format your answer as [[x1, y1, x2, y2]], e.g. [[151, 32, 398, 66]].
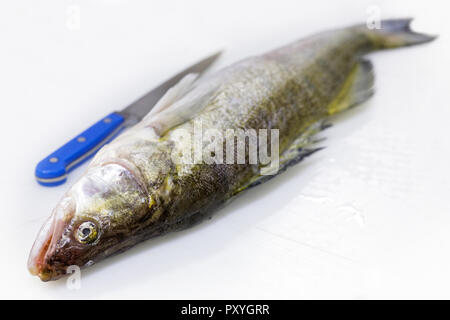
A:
[[27, 214, 56, 281], [28, 197, 75, 281]]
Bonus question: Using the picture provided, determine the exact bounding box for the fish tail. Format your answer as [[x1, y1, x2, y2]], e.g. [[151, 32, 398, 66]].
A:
[[362, 18, 437, 50]]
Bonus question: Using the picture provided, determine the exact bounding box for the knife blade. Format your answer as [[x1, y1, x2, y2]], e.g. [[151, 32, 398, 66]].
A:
[[35, 52, 221, 186]]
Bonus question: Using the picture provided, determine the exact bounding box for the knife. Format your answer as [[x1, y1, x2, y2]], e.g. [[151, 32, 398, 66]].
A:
[[35, 52, 221, 186]]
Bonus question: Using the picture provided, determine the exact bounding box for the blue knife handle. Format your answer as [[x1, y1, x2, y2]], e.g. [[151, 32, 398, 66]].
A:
[[35, 112, 125, 186]]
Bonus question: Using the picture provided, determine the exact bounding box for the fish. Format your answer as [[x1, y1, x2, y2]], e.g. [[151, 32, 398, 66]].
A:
[[28, 19, 435, 281]]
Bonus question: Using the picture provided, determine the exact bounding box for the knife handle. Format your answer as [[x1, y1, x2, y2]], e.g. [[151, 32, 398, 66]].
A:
[[35, 112, 125, 186]]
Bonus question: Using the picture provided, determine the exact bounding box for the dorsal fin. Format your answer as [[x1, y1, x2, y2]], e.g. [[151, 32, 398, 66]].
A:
[[143, 74, 220, 136], [147, 73, 199, 118]]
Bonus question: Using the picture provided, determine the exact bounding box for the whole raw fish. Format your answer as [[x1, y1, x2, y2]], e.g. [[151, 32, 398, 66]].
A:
[[28, 19, 435, 281]]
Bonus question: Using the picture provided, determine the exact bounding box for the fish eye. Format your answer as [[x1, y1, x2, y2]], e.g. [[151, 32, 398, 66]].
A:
[[76, 221, 98, 244]]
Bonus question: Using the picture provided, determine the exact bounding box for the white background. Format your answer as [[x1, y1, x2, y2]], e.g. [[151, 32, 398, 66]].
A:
[[0, 0, 448, 299]]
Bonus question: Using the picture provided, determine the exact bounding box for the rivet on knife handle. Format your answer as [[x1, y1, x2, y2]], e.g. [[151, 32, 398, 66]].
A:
[[35, 112, 125, 186]]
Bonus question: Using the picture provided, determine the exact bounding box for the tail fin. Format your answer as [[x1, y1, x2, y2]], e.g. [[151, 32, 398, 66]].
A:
[[365, 18, 437, 50]]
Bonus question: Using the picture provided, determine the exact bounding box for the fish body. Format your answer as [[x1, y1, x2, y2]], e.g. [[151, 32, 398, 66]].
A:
[[29, 19, 435, 281]]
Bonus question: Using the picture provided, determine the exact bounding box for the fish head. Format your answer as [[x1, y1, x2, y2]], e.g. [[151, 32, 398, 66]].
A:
[[28, 163, 149, 281]]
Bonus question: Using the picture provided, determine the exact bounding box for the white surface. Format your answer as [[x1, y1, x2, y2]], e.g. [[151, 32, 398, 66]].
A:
[[0, 0, 449, 299]]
